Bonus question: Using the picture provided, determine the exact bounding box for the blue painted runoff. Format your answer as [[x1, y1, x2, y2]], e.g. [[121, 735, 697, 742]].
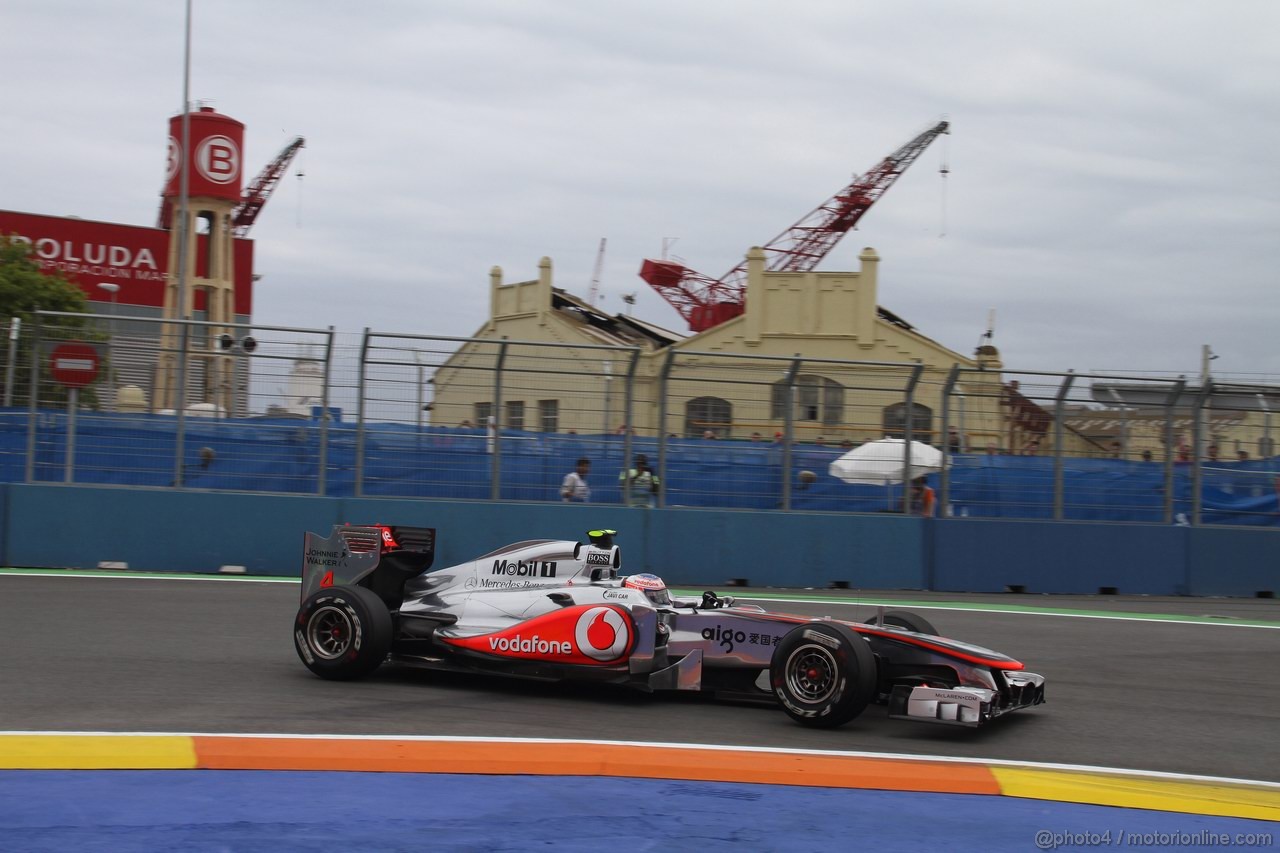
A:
[[0, 771, 1274, 852]]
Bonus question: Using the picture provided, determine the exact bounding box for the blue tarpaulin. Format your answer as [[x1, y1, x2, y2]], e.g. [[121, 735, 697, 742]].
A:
[[4, 411, 1277, 526]]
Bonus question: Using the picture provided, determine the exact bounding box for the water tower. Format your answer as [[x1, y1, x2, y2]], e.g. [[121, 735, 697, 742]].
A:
[[154, 106, 244, 413]]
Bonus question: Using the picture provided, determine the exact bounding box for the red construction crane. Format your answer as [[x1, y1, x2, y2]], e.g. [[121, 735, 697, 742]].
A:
[[639, 120, 950, 332], [232, 136, 305, 236], [156, 136, 306, 234]]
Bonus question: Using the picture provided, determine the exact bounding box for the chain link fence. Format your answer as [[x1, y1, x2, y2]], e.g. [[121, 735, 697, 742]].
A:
[[4, 311, 1277, 526]]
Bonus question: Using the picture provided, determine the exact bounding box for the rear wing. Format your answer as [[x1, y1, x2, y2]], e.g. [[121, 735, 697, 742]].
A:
[[301, 524, 436, 600]]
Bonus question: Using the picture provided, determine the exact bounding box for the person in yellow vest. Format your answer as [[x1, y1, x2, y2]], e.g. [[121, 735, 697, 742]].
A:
[[619, 453, 660, 507]]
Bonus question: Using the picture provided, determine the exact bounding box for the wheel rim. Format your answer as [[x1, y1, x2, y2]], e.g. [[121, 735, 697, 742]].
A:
[[784, 643, 839, 704], [307, 605, 354, 660]]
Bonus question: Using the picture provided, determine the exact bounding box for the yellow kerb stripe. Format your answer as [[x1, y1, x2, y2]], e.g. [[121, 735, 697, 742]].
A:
[[992, 768, 1280, 822], [0, 735, 197, 770]]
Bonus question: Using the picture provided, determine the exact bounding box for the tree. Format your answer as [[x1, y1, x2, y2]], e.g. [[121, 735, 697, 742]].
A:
[[0, 234, 89, 320], [0, 234, 97, 407]]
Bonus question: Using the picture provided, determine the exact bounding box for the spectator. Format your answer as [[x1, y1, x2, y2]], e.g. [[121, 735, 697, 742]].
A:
[[560, 457, 591, 503], [1236, 450, 1250, 462], [750, 431, 763, 442], [1022, 438, 1041, 456], [702, 429, 718, 440], [840, 439, 854, 449], [909, 476, 936, 517], [947, 426, 963, 454], [1108, 441, 1122, 459], [1141, 449, 1154, 462], [985, 442, 999, 457], [1206, 444, 1220, 462], [619, 453, 660, 508], [814, 436, 826, 446], [458, 419, 474, 428], [1176, 437, 1192, 462]]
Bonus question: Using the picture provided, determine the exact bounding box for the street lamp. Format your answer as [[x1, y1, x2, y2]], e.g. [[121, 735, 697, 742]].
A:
[[97, 282, 120, 410]]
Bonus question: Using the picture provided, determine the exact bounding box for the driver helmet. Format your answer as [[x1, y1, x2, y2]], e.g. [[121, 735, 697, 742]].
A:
[[623, 572, 672, 607]]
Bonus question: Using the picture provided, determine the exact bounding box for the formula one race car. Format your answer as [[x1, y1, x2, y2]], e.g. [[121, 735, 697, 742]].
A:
[[293, 525, 1045, 728]]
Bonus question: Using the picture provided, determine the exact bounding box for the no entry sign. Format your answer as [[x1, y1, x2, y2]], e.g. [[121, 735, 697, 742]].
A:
[[48, 341, 101, 388]]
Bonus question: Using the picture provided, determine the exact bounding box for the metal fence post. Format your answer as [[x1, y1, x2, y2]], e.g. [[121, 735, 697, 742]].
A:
[[24, 315, 42, 483], [781, 356, 801, 511], [4, 316, 20, 408], [939, 364, 961, 516], [901, 363, 923, 514], [1163, 380, 1185, 524], [1191, 381, 1212, 526], [317, 326, 335, 496], [355, 328, 371, 497], [490, 340, 508, 501], [1052, 372, 1075, 520], [621, 349, 639, 477], [655, 349, 676, 509], [173, 321, 190, 488]]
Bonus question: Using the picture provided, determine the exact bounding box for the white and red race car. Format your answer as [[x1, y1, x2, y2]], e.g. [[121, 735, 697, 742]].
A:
[[294, 525, 1045, 728]]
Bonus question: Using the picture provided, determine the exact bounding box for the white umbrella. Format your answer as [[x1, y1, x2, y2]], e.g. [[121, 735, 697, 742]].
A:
[[828, 438, 944, 485]]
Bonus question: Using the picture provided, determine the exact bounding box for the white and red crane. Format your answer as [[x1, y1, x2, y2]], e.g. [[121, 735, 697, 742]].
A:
[[639, 120, 949, 332]]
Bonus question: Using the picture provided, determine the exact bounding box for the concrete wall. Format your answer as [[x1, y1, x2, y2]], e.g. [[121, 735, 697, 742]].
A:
[[1, 484, 1274, 596]]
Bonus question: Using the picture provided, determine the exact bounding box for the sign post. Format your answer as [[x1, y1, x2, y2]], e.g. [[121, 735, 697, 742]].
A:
[[46, 341, 102, 484]]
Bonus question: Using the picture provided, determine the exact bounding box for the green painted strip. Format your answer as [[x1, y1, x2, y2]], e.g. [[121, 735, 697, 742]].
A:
[[671, 588, 1280, 629]]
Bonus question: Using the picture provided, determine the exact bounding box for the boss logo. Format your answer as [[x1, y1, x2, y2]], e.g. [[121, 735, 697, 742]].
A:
[[585, 552, 612, 566]]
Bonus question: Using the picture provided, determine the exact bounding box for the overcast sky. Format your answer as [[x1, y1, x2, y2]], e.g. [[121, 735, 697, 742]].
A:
[[4, 1, 1277, 382]]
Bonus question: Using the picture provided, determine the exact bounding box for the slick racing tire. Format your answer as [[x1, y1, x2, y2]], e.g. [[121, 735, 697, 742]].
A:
[[864, 609, 938, 636], [770, 623, 876, 728], [294, 585, 393, 681]]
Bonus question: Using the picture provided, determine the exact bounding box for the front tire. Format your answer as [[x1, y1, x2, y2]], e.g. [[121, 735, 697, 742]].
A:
[[864, 609, 938, 636], [294, 585, 393, 680], [770, 623, 876, 728]]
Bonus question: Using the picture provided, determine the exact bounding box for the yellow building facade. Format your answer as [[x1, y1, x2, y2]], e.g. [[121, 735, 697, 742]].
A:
[[431, 247, 1101, 454]]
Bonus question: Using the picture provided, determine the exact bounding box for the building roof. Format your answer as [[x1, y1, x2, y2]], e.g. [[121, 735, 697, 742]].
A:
[[550, 288, 684, 349]]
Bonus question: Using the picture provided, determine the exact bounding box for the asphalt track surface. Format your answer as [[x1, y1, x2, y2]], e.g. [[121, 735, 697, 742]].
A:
[[3, 574, 1278, 783]]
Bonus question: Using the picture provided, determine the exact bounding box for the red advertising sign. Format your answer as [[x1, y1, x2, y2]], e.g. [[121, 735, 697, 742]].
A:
[[0, 209, 254, 316], [48, 342, 101, 388]]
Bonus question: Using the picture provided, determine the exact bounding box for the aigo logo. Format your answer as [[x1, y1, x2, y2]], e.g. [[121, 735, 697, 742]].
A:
[[196, 135, 240, 184], [575, 606, 630, 661]]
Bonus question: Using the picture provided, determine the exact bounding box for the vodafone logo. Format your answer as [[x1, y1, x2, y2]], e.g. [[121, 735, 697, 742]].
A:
[[165, 137, 181, 182], [574, 607, 629, 661], [196, 135, 240, 184]]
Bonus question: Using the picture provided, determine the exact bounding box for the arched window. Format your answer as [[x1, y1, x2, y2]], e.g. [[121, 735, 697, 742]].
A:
[[686, 396, 732, 438], [770, 375, 844, 427], [882, 402, 933, 441]]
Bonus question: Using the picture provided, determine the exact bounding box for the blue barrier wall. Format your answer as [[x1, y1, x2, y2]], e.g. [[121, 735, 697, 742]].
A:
[[1185, 527, 1280, 597], [1, 484, 1274, 596], [929, 519, 1191, 596]]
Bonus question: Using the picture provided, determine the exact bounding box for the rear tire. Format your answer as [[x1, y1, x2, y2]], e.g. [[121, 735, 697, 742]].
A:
[[294, 585, 393, 680], [770, 623, 876, 728], [864, 609, 938, 636]]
